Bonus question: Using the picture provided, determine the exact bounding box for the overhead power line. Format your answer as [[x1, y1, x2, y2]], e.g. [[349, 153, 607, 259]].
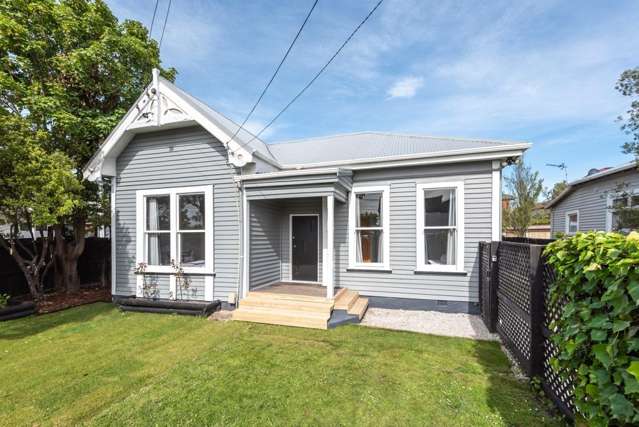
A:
[[226, 0, 320, 146], [240, 0, 384, 147], [149, 0, 160, 37], [159, 0, 172, 51]]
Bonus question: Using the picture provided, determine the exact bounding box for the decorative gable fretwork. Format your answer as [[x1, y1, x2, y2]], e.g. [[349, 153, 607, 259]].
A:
[[129, 88, 191, 130]]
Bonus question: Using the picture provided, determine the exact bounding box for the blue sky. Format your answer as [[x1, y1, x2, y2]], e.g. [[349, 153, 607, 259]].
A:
[[107, 0, 638, 189]]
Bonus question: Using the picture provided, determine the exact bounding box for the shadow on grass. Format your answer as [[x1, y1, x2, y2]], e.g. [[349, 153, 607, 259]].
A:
[[0, 302, 113, 341]]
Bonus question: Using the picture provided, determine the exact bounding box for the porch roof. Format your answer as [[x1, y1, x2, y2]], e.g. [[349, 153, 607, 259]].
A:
[[236, 167, 352, 203]]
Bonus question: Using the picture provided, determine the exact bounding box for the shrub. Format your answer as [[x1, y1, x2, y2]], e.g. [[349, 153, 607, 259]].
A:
[[544, 232, 639, 425], [0, 293, 9, 308]]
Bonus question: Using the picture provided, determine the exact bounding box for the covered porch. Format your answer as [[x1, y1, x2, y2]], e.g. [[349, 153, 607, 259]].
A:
[[237, 168, 353, 300], [233, 168, 368, 328]]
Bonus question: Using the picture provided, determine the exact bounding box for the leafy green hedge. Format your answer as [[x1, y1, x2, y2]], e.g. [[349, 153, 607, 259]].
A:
[[544, 232, 639, 425]]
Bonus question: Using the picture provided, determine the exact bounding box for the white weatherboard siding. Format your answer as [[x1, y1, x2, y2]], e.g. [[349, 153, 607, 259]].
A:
[[334, 161, 493, 303], [115, 126, 240, 302], [551, 169, 639, 234]]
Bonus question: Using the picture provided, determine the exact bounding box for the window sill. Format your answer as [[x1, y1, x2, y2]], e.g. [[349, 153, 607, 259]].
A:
[[414, 268, 467, 276], [135, 270, 216, 276], [347, 266, 392, 273]]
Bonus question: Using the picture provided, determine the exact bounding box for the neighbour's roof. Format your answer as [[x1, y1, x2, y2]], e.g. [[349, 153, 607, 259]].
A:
[[267, 132, 528, 166], [546, 160, 638, 208]]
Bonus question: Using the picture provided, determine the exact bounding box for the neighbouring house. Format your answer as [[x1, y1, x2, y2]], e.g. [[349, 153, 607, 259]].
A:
[[547, 161, 639, 235], [83, 70, 529, 328]]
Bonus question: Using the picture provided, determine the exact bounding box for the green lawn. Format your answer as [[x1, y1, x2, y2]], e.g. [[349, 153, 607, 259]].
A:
[[0, 303, 559, 426]]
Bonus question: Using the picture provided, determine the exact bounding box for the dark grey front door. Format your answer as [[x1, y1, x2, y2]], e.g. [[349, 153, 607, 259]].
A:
[[291, 216, 318, 282]]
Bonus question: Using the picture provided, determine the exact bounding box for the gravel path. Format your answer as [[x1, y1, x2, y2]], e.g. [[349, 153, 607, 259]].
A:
[[361, 308, 499, 341]]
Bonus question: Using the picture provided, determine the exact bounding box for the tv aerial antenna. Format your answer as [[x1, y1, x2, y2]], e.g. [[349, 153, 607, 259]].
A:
[[546, 162, 568, 182]]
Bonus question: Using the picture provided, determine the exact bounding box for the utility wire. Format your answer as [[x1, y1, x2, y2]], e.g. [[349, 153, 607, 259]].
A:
[[226, 0, 319, 146], [159, 0, 172, 51], [149, 0, 160, 37], [240, 0, 384, 147]]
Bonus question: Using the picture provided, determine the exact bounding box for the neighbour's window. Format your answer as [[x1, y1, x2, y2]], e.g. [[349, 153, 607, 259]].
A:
[[349, 186, 390, 269], [609, 192, 639, 231], [566, 211, 579, 234], [416, 182, 464, 272], [138, 186, 212, 272]]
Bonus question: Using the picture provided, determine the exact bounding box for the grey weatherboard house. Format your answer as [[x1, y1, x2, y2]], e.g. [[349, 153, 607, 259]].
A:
[[547, 161, 639, 235], [84, 70, 530, 316]]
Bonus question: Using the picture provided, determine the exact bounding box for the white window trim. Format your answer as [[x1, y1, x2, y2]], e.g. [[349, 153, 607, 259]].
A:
[[136, 185, 214, 275], [605, 188, 639, 231], [415, 181, 465, 273], [348, 185, 391, 270], [565, 210, 579, 235]]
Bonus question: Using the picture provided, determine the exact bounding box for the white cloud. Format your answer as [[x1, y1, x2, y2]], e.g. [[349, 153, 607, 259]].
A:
[[387, 76, 424, 99]]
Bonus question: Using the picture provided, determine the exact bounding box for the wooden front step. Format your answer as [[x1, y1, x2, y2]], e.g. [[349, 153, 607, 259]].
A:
[[349, 297, 369, 320], [334, 289, 359, 310], [233, 291, 332, 329], [233, 309, 329, 329], [233, 286, 368, 329]]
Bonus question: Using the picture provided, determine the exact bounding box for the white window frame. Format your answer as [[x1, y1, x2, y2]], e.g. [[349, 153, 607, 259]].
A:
[[605, 189, 639, 231], [415, 182, 465, 273], [565, 210, 579, 235], [348, 185, 390, 270], [136, 186, 213, 275]]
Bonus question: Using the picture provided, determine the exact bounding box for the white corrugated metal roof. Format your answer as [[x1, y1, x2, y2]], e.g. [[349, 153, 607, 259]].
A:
[[267, 132, 527, 166]]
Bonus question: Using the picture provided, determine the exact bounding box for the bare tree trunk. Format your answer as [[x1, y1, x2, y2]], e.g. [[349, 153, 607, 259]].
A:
[[0, 225, 54, 302], [54, 217, 86, 294]]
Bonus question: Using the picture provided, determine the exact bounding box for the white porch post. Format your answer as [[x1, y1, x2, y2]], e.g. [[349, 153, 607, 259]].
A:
[[325, 194, 335, 299], [241, 190, 250, 299]]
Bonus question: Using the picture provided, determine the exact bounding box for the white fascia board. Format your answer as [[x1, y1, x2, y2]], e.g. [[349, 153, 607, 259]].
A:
[[276, 143, 531, 171], [233, 167, 348, 182]]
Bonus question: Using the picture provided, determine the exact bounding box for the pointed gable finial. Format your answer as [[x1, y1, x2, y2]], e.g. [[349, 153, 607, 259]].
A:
[[152, 68, 160, 94]]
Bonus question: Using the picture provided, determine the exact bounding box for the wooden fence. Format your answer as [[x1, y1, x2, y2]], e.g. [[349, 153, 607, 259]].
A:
[[479, 238, 576, 419], [0, 237, 111, 297]]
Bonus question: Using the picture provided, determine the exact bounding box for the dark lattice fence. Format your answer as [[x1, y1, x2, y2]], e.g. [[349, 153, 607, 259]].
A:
[[478, 240, 575, 419]]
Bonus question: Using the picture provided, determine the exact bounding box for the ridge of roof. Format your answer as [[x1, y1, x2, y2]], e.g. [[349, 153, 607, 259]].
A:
[[269, 131, 525, 146]]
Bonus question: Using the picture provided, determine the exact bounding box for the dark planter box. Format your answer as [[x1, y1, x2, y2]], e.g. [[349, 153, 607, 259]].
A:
[[113, 296, 220, 317], [0, 301, 37, 321]]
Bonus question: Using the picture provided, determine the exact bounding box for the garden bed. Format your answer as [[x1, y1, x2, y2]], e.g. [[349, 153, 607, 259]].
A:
[[36, 286, 111, 314]]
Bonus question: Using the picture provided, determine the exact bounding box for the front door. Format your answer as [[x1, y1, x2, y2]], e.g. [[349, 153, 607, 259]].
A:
[[291, 215, 318, 282]]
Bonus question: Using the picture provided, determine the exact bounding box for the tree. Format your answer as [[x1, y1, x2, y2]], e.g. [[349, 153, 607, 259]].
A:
[[0, 0, 176, 293], [547, 180, 567, 201], [616, 67, 639, 157], [0, 117, 82, 300], [503, 160, 545, 237]]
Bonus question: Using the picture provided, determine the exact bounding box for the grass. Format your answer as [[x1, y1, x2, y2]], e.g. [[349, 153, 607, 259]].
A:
[[0, 303, 560, 426]]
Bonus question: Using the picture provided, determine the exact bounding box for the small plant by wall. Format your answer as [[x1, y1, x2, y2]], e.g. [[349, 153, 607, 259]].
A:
[[544, 231, 639, 425], [170, 260, 192, 300]]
